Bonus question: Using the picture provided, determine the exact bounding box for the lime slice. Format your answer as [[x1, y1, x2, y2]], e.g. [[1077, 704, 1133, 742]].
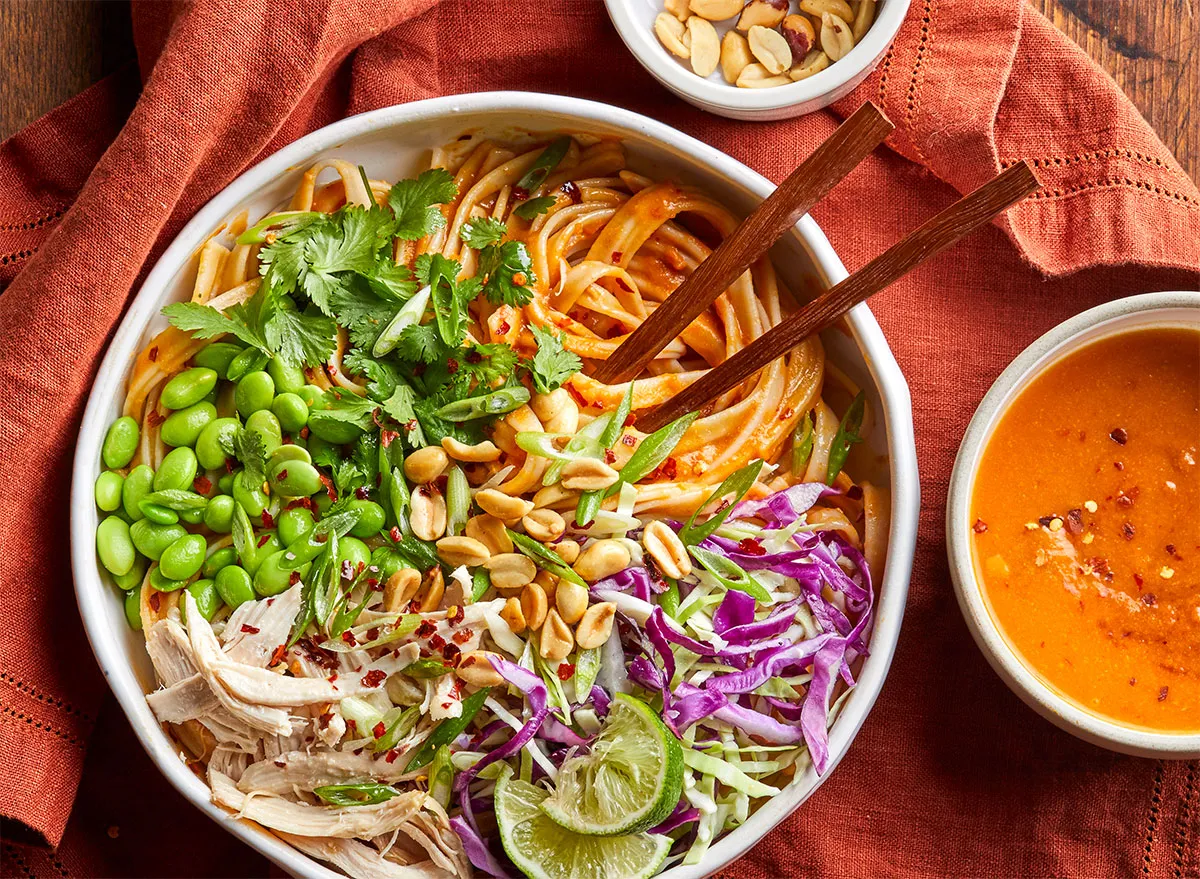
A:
[[495, 768, 670, 879], [539, 693, 683, 836]]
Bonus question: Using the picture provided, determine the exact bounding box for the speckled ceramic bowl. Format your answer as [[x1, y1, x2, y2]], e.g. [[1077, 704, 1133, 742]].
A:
[[946, 290, 1200, 759]]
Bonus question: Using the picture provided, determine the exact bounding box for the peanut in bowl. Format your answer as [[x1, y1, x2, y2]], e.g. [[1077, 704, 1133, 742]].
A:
[[605, 0, 911, 120]]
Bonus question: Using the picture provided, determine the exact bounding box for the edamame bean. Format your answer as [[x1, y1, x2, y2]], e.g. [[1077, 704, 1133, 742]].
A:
[[129, 520, 187, 561], [160, 402, 217, 448], [314, 491, 334, 517], [214, 564, 255, 608], [297, 384, 324, 407], [97, 516, 136, 576], [112, 555, 148, 591], [102, 416, 140, 469], [339, 536, 370, 572], [149, 566, 189, 592], [435, 386, 530, 422], [186, 579, 222, 621], [233, 471, 269, 517], [161, 367, 218, 410], [154, 447, 198, 492], [371, 545, 406, 582], [193, 342, 244, 379], [124, 588, 143, 631], [347, 499, 385, 538], [138, 501, 179, 525], [179, 507, 205, 525], [204, 495, 236, 533], [277, 507, 316, 546], [159, 534, 207, 580], [94, 471, 125, 512], [217, 472, 236, 495], [241, 532, 281, 576], [268, 444, 311, 467], [226, 347, 268, 382], [196, 417, 240, 470], [271, 393, 309, 433], [122, 464, 154, 521], [235, 371, 275, 417], [306, 434, 334, 461], [268, 358, 307, 395], [269, 459, 322, 498], [245, 409, 282, 454], [253, 550, 311, 597], [202, 546, 238, 579]]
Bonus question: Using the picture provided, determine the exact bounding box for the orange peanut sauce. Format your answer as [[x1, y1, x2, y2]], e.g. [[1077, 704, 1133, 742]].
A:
[[970, 327, 1199, 732]]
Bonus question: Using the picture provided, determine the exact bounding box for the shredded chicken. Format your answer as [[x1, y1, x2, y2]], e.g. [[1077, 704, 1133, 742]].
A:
[[277, 833, 458, 879]]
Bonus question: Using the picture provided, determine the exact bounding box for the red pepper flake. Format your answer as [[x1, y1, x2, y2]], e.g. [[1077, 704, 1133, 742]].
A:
[[346, 719, 358, 734], [384, 749, 400, 764], [288, 570, 302, 586], [286, 497, 315, 511], [498, 319, 512, 335], [737, 538, 766, 556], [341, 631, 358, 646], [649, 457, 678, 480], [972, 519, 988, 534], [1141, 593, 1157, 606], [389, 526, 403, 544], [1109, 427, 1128, 445], [447, 358, 460, 374], [1121, 522, 1136, 540], [361, 669, 387, 688], [319, 473, 337, 501], [562, 180, 582, 204], [366, 627, 381, 642], [604, 449, 617, 464], [149, 591, 161, 612], [380, 428, 399, 449], [442, 643, 462, 664], [448, 605, 466, 625], [276, 468, 288, 482], [328, 672, 338, 683], [1114, 461, 1125, 471], [1159, 686, 1169, 702], [512, 272, 528, 288], [225, 458, 235, 473], [148, 346, 159, 362], [1064, 508, 1083, 535], [416, 620, 438, 638], [193, 475, 212, 495], [452, 628, 473, 645], [557, 662, 576, 681], [256, 533, 271, 548], [612, 250, 624, 262], [367, 577, 382, 592], [512, 185, 529, 202], [241, 624, 260, 634], [372, 721, 386, 739], [1134, 572, 1145, 587], [318, 712, 333, 729], [269, 643, 288, 666], [146, 410, 165, 428], [429, 633, 447, 650], [261, 510, 275, 529], [621, 434, 637, 447]]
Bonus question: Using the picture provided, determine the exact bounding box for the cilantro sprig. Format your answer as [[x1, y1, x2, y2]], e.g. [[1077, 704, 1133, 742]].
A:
[[527, 325, 581, 394]]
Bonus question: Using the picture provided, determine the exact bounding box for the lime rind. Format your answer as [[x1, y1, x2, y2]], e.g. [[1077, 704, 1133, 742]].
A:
[[539, 693, 684, 836]]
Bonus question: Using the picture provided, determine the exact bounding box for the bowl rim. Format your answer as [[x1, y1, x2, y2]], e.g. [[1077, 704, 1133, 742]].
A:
[[946, 289, 1200, 758], [603, 0, 911, 113], [70, 90, 920, 878]]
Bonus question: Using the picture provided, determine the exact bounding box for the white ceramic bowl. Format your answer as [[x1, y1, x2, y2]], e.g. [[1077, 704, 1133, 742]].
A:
[[71, 92, 919, 878], [604, 0, 910, 120], [947, 290, 1200, 759]]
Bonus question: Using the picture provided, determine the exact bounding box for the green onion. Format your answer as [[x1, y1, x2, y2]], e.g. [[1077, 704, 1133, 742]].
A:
[[791, 411, 814, 475], [515, 136, 571, 193], [574, 647, 602, 699], [237, 211, 321, 245], [372, 705, 420, 752], [543, 414, 613, 486], [516, 431, 601, 463], [428, 745, 455, 808], [471, 567, 491, 602], [659, 581, 681, 618], [611, 410, 697, 486], [313, 781, 400, 807], [574, 383, 634, 525], [445, 466, 469, 536], [688, 546, 772, 603], [358, 165, 376, 207], [435, 386, 530, 422], [230, 500, 255, 568], [679, 459, 764, 547], [405, 657, 453, 679], [372, 284, 431, 357], [405, 686, 491, 771], [826, 390, 866, 485], [507, 529, 589, 587]]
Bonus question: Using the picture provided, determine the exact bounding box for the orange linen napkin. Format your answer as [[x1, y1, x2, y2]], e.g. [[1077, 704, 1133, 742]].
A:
[[1, 0, 1197, 875]]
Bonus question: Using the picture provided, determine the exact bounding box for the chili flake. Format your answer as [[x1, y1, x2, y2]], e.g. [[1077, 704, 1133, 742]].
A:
[[193, 475, 212, 495], [972, 519, 989, 534], [372, 721, 386, 739], [385, 749, 400, 764], [240, 624, 260, 634], [1109, 427, 1128, 445], [256, 533, 271, 548], [557, 662, 576, 681], [361, 669, 387, 688], [1159, 686, 1169, 702], [341, 631, 358, 646], [562, 180, 582, 203]]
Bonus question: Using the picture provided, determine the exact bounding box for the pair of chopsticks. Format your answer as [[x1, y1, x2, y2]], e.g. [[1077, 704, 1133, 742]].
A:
[[593, 102, 1039, 434]]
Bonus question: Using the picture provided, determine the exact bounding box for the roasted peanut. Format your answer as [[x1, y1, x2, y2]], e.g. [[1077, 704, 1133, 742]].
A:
[[664, 0, 691, 21], [441, 437, 502, 463], [522, 508, 566, 542], [410, 486, 448, 542], [800, 0, 853, 20], [654, 12, 691, 59], [436, 536, 491, 568], [499, 596, 526, 634], [383, 567, 421, 612], [554, 539, 581, 565], [475, 488, 534, 525], [851, 0, 876, 40], [520, 581, 549, 631], [561, 458, 620, 491], [534, 569, 560, 602], [575, 601, 617, 649], [572, 538, 631, 583], [554, 579, 590, 625], [404, 446, 449, 484], [819, 11, 854, 60], [737, 0, 788, 31], [533, 484, 577, 510], [687, 16, 721, 77], [748, 24, 792, 74], [781, 14, 815, 59], [466, 513, 513, 555], [531, 388, 579, 435], [688, 0, 742, 21], [736, 62, 792, 88], [643, 520, 692, 580], [456, 650, 504, 687], [720, 30, 754, 83], [790, 48, 830, 80], [417, 567, 444, 613], [539, 609, 574, 661], [485, 553, 537, 592]]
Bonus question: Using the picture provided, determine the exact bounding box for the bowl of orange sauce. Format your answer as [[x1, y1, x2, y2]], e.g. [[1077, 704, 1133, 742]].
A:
[[947, 291, 1199, 758]]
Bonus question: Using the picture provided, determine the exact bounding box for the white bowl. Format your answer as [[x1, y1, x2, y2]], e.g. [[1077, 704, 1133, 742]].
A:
[[946, 290, 1200, 759], [604, 0, 911, 120], [71, 91, 919, 878]]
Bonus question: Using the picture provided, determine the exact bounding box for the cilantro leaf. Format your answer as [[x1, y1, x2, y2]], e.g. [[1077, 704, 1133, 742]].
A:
[[513, 196, 556, 220], [413, 394, 483, 447], [380, 384, 428, 448], [394, 323, 444, 364], [423, 254, 478, 347], [307, 390, 378, 443], [260, 292, 337, 369], [460, 217, 508, 249], [367, 258, 418, 301], [528, 325, 582, 394], [326, 276, 406, 351], [344, 350, 402, 400], [388, 169, 457, 241], [479, 241, 535, 307], [162, 301, 269, 353], [459, 343, 519, 390], [221, 428, 268, 486]]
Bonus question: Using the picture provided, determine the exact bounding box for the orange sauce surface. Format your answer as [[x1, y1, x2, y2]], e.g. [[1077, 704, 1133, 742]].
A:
[[971, 327, 1199, 731]]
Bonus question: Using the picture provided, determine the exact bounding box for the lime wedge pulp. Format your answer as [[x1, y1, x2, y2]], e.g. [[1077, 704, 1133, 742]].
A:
[[539, 693, 684, 836], [495, 767, 670, 879]]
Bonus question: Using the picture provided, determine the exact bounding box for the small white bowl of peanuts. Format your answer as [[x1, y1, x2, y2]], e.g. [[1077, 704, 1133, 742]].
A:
[[605, 0, 909, 119]]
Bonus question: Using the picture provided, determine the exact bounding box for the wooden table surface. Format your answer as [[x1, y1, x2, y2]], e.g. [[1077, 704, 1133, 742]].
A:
[[0, 0, 1195, 178]]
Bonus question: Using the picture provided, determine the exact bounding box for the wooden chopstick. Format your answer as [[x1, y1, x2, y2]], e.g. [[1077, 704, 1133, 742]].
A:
[[590, 101, 894, 385], [635, 160, 1041, 433]]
